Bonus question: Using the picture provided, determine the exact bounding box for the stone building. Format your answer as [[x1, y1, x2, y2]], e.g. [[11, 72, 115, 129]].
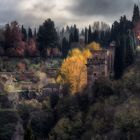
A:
[[87, 43, 115, 86]]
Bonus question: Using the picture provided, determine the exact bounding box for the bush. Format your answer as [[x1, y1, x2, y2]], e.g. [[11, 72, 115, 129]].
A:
[[115, 98, 140, 132], [92, 78, 114, 100], [0, 110, 19, 140], [31, 110, 55, 138]]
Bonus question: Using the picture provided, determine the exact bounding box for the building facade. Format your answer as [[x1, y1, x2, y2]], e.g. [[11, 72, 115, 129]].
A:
[[87, 43, 115, 86]]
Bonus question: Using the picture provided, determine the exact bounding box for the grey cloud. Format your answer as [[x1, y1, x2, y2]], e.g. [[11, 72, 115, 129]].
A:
[[32, 2, 56, 12], [0, 0, 137, 28], [67, 0, 134, 18]]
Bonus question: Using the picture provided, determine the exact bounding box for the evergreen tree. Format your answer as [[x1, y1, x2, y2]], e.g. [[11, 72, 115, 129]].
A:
[[114, 37, 125, 79], [66, 25, 70, 32], [21, 25, 27, 41], [111, 21, 120, 41], [73, 24, 79, 42], [37, 18, 58, 56], [88, 25, 92, 43], [62, 37, 70, 58], [125, 31, 135, 66], [69, 33, 74, 45], [85, 27, 88, 44], [34, 28, 37, 39], [112, 16, 134, 79], [93, 30, 99, 42], [132, 4, 140, 24], [4, 24, 12, 49], [28, 27, 33, 39], [81, 29, 84, 36]]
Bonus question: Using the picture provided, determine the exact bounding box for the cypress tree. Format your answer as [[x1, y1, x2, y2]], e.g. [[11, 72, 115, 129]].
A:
[[88, 25, 92, 43], [73, 24, 79, 42], [125, 31, 135, 66], [69, 33, 74, 44], [62, 37, 70, 58], [114, 36, 126, 79], [132, 4, 140, 24], [28, 27, 33, 39], [34, 28, 37, 38], [85, 27, 88, 44], [21, 25, 27, 41]]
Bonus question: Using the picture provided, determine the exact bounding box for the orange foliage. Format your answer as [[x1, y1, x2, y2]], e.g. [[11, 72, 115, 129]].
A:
[[59, 42, 101, 94], [87, 42, 102, 50]]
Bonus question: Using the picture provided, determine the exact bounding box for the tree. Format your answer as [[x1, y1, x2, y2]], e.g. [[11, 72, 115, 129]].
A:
[[114, 37, 125, 79], [111, 16, 134, 79], [4, 21, 22, 48], [59, 42, 101, 94], [87, 42, 102, 51], [69, 32, 74, 44], [92, 30, 99, 42], [0, 111, 19, 140], [125, 31, 135, 66], [111, 21, 120, 41], [62, 37, 70, 58], [4, 21, 26, 57], [59, 48, 91, 94], [24, 126, 33, 140], [132, 4, 140, 24], [21, 25, 27, 41], [26, 39, 37, 57], [85, 27, 88, 44], [88, 25, 92, 43], [49, 111, 83, 140], [31, 111, 55, 139], [33, 28, 37, 39], [37, 18, 58, 56], [73, 24, 79, 42], [28, 27, 33, 39], [49, 118, 71, 140]]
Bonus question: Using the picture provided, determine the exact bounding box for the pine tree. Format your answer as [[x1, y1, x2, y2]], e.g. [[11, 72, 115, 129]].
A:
[[37, 18, 58, 56]]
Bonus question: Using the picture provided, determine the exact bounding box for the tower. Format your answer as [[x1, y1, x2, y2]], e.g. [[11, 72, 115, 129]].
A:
[[86, 49, 108, 87]]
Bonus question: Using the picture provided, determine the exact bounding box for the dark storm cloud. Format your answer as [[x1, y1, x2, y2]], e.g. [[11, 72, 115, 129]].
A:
[[67, 0, 134, 17]]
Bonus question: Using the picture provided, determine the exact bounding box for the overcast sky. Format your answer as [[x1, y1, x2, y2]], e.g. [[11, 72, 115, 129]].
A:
[[0, 0, 138, 28]]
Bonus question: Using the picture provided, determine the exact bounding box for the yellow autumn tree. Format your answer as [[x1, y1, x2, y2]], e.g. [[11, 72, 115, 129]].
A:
[[58, 42, 101, 94], [59, 50, 88, 94], [87, 42, 102, 51]]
